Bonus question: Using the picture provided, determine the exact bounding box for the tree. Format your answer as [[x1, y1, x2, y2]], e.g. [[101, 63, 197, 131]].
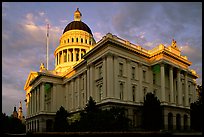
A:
[[190, 85, 202, 131], [142, 92, 162, 131], [53, 106, 69, 132], [0, 113, 26, 134]]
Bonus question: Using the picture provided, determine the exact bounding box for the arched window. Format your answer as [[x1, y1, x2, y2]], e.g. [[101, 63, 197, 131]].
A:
[[85, 39, 87, 44], [168, 112, 173, 130], [68, 39, 69, 43], [72, 38, 74, 42], [76, 38, 78, 42], [81, 38, 83, 43]]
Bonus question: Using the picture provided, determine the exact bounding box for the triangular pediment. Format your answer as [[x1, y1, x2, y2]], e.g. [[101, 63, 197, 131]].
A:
[[24, 71, 38, 91]]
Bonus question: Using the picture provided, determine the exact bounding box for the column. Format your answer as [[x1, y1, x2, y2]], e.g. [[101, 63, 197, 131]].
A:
[[79, 48, 81, 60], [84, 73, 87, 104], [71, 80, 74, 110], [126, 59, 131, 101], [62, 50, 64, 63], [89, 64, 93, 98], [40, 83, 45, 111], [31, 92, 33, 115], [33, 88, 36, 114], [57, 53, 59, 65], [87, 66, 90, 100], [102, 57, 107, 99], [184, 72, 189, 107], [138, 63, 143, 102], [106, 54, 114, 98], [73, 48, 76, 62], [55, 55, 57, 66], [169, 66, 174, 104], [160, 63, 166, 103], [67, 49, 69, 62], [114, 55, 118, 99], [70, 50, 72, 62], [177, 69, 182, 106]]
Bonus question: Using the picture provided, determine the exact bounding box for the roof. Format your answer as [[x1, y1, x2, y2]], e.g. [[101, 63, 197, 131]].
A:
[[63, 21, 93, 35]]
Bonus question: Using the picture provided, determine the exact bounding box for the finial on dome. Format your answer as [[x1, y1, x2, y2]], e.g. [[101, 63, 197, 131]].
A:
[[74, 8, 82, 21]]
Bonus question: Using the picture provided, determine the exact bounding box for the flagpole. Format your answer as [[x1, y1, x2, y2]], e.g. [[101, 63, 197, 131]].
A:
[[46, 24, 49, 70]]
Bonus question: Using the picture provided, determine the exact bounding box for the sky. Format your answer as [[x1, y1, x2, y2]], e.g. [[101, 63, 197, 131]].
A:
[[2, 2, 202, 116]]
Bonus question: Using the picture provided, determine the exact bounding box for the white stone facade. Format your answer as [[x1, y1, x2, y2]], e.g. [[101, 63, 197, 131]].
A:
[[24, 10, 199, 132]]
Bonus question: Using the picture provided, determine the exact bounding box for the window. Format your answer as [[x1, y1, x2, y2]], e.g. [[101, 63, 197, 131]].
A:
[[119, 63, 123, 76], [64, 40, 66, 43], [132, 67, 135, 79], [153, 73, 156, 84], [99, 85, 102, 101], [143, 87, 147, 100], [143, 70, 146, 81], [89, 40, 91, 45], [132, 86, 135, 101], [153, 89, 157, 95], [85, 39, 87, 44], [99, 66, 102, 78], [72, 38, 74, 42], [68, 39, 69, 43], [120, 83, 123, 100], [76, 38, 78, 42], [81, 38, 83, 43]]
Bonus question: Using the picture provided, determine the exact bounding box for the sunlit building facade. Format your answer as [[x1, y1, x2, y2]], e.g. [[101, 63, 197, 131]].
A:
[[24, 8, 199, 132]]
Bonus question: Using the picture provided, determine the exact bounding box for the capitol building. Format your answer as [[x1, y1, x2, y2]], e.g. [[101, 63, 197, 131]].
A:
[[24, 8, 199, 132]]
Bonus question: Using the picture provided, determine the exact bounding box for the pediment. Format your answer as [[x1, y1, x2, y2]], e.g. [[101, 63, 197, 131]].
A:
[[24, 71, 38, 91]]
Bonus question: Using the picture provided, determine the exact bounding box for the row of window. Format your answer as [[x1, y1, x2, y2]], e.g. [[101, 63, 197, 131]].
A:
[[62, 37, 92, 45]]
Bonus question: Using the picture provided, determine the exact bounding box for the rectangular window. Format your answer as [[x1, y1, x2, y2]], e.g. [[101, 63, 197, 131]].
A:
[[120, 83, 123, 100], [132, 67, 135, 79], [99, 66, 102, 78], [132, 85, 135, 101], [119, 63, 123, 76], [99, 85, 102, 101], [143, 87, 147, 100], [153, 73, 156, 84], [143, 70, 146, 81]]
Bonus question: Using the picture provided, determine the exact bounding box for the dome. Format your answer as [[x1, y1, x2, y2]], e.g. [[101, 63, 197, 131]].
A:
[[63, 21, 93, 35]]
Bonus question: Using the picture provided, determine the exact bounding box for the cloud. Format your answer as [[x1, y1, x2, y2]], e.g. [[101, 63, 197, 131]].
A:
[[2, 10, 62, 115], [93, 32, 104, 42]]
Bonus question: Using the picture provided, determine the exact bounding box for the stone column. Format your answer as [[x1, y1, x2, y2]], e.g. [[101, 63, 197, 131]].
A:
[[177, 69, 182, 106], [55, 55, 57, 66], [87, 66, 90, 100], [79, 48, 81, 60], [84, 73, 87, 104], [160, 63, 166, 103], [106, 54, 114, 98], [62, 50, 64, 63], [30, 93, 32, 115], [40, 83, 45, 112], [184, 72, 189, 107], [71, 80, 74, 110], [58, 53, 59, 65], [169, 66, 174, 104], [67, 49, 69, 62], [90, 64, 94, 98], [138, 63, 143, 102], [102, 57, 107, 99], [73, 48, 76, 62], [69, 50, 71, 62], [77, 77, 80, 108], [114, 55, 118, 99], [126, 59, 131, 101]]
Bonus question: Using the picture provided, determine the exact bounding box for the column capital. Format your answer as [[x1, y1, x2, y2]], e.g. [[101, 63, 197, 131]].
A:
[[138, 62, 143, 67]]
